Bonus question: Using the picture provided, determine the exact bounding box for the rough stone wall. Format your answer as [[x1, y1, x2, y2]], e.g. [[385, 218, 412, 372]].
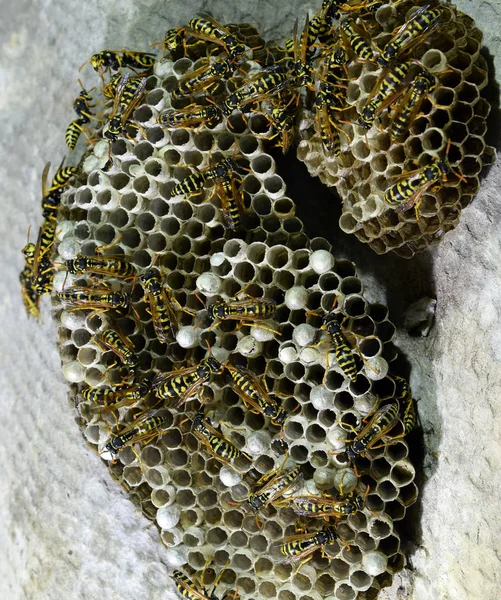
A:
[[0, 1, 500, 600]]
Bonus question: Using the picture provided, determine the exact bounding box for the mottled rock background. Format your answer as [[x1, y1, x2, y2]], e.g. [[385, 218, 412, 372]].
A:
[[0, 1, 499, 599]]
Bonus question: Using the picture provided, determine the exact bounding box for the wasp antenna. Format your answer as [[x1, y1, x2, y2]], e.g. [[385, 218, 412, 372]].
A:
[[78, 56, 92, 72]]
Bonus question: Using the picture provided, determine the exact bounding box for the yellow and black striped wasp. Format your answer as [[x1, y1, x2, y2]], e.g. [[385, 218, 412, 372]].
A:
[[170, 156, 241, 200], [338, 18, 377, 63], [65, 119, 89, 150], [394, 375, 416, 434], [357, 59, 414, 129], [64, 250, 136, 280], [171, 566, 238, 600], [220, 64, 289, 117], [101, 409, 171, 460], [265, 105, 296, 154], [275, 490, 365, 520], [104, 73, 147, 143], [343, 400, 402, 463], [19, 266, 41, 319], [56, 285, 130, 313], [83, 378, 151, 413], [93, 328, 139, 375], [203, 294, 277, 331], [288, 15, 317, 93], [225, 363, 288, 429], [157, 104, 222, 130], [32, 161, 76, 280], [81, 49, 155, 78], [151, 28, 185, 59], [283, 0, 336, 55], [389, 68, 436, 139], [383, 141, 466, 216], [278, 525, 339, 565], [244, 463, 302, 526], [186, 14, 247, 62], [378, 5, 444, 67], [314, 309, 365, 382], [152, 356, 224, 407], [171, 56, 233, 99], [139, 266, 194, 344], [65, 80, 100, 150], [191, 409, 252, 471]]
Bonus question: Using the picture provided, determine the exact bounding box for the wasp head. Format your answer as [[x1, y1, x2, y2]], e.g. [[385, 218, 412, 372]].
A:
[[206, 356, 224, 374]]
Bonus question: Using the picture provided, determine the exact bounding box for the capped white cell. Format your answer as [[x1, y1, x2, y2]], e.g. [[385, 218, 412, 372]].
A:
[[211, 346, 230, 364], [334, 468, 358, 494], [236, 335, 261, 357], [310, 385, 334, 410], [293, 323, 317, 347], [326, 425, 347, 451], [57, 236, 79, 260], [313, 467, 336, 489], [210, 252, 226, 267], [300, 346, 319, 365], [157, 505, 180, 530], [250, 323, 276, 342], [176, 326, 200, 348], [196, 272, 221, 294], [62, 360, 86, 383], [94, 139, 110, 159], [278, 343, 298, 364], [56, 220, 75, 238], [364, 356, 389, 380], [284, 285, 309, 310], [219, 466, 242, 487], [246, 431, 272, 455], [83, 155, 100, 173], [60, 309, 86, 330], [163, 545, 188, 567], [310, 249, 334, 274]]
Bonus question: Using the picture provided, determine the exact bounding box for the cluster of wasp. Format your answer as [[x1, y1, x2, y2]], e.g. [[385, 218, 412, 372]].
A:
[[20, 3, 423, 598]]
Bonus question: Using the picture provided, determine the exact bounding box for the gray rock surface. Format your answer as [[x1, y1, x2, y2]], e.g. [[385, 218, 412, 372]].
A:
[[0, 1, 500, 599]]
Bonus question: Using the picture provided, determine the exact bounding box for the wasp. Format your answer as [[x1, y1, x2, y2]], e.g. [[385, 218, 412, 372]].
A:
[[204, 294, 277, 331], [73, 80, 95, 120], [276, 491, 364, 519], [384, 145, 463, 215], [319, 311, 363, 382], [65, 119, 89, 150], [216, 168, 245, 230], [101, 410, 171, 459], [345, 400, 402, 462], [315, 98, 342, 156], [220, 64, 289, 117], [104, 74, 147, 143], [31, 256, 55, 295], [152, 27, 185, 58], [191, 410, 252, 470], [56, 285, 129, 312], [278, 526, 339, 564], [83, 379, 151, 413], [389, 69, 436, 139], [19, 267, 41, 319], [226, 364, 287, 428], [170, 157, 240, 199], [266, 105, 295, 154], [394, 375, 416, 434], [171, 567, 238, 600], [65, 251, 136, 279], [187, 14, 247, 61], [172, 56, 233, 99], [339, 18, 377, 62], [45, 163, 77, 194], [81, 49, 155, 77], [357, 60, 413, 129], [284, 0, 336, 54], [288, 15, 316, 91], [379, 5, 444, 67], [152, 356, 224, 407], [246, 464, 302, 516], [157, 103, 222, 129], [94, 328, 139, 374], [139, 268, 188, 343]]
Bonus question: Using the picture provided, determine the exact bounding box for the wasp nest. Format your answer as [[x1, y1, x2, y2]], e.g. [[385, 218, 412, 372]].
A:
[[51, 40, 418, 600], [297, 0, 495, 258]]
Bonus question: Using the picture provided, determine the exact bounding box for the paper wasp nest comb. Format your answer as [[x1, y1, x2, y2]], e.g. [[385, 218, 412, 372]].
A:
[[297, 0, 495, 258], [52, 48, 417, 600]]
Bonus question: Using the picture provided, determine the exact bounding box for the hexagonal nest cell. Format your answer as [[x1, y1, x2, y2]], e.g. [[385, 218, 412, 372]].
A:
[[296, 0, 496, 257], [50, 31, 419, 599]]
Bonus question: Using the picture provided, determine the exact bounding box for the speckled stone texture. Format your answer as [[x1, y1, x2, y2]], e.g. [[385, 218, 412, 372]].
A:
[[0, 1, 500, 600]]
